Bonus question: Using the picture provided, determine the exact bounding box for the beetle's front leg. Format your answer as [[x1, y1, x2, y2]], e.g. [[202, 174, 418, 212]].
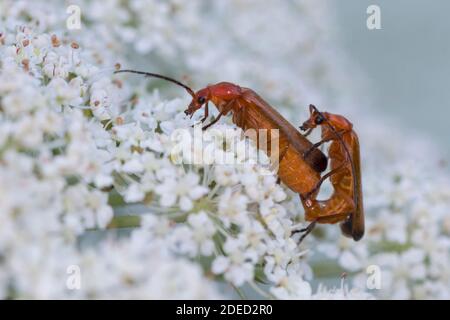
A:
[[202, 100, 235, 130], [200, 102, 209, 123], [303, 137, 332, 159], [302, 127, 314, 138], [202, 112, 223, 130]]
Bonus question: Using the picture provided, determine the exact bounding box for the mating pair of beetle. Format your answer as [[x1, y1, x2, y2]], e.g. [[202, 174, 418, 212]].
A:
[[115, 69, 364, 242]]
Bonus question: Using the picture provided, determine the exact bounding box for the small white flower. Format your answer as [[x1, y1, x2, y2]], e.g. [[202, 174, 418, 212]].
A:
[[217, 188, 249, 227], [187, 211, 216, 256], [270, 275, 312, 300], [154, 172, 208, 211], [125, 183, 145, 203]]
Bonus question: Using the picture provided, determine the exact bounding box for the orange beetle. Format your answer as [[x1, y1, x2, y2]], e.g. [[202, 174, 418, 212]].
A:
[[298, 104, 364, 241], [115, 70, 328, 200]]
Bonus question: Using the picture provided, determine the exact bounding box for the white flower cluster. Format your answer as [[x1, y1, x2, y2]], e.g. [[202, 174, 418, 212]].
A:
[[1, 0, 449, 300], [321, 158, 450, 299]]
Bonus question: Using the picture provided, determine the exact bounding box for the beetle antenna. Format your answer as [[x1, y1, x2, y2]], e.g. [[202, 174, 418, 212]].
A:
[[114, 69, 195, 97]]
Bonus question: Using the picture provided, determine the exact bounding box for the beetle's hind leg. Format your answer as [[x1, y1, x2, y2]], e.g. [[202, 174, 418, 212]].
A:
[[292, 220, 317, 244]]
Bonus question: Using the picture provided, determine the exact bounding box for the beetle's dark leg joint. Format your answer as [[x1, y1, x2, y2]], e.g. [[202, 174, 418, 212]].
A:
[[292, 220, 317, 244]]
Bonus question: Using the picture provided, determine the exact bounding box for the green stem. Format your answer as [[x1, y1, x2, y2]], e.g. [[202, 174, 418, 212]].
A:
[[106, 215, 141, 229], [248, 281, 274, 299], [231, 283, 247, 299]]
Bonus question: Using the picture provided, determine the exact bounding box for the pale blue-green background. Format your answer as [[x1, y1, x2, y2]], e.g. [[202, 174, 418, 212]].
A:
[[331, 0, 450, 157]]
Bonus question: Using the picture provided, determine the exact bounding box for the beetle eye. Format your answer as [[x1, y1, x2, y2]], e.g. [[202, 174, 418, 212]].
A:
[[315, 114, 324, 124], [197, 96, 206, 104]]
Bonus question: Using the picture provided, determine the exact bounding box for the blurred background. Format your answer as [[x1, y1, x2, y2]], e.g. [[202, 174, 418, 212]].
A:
[[331, 0, 450, 157]]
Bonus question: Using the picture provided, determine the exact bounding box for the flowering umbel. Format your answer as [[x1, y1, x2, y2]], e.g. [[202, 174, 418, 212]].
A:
[[0, 0, 449, 300]]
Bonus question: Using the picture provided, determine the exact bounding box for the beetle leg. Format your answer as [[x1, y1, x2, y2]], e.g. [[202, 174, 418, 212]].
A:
[[202, 100, 234, 130], [200, 102, 209, 123], [303, 137, 332, 159], [236, 99, 246, 128], [292, 220, 317, 244], [202, 112, 223, 130], [191, 103, 210, 128], [303, 163, 347, 200], [302, 127, 313, 137]]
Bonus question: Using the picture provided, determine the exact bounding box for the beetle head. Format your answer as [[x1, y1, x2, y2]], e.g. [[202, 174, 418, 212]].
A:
[[184, 88, 210, 117], [300, 104, 326, 131]]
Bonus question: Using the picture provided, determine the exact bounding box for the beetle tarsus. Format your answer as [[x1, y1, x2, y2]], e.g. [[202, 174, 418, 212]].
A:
[[301, 127, 313, 137], [292, 220, 317, 244]]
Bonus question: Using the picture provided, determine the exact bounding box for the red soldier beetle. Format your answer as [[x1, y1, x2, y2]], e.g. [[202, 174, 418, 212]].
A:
[[114, 70, 333, 221], [298, 104, 364, 241]]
